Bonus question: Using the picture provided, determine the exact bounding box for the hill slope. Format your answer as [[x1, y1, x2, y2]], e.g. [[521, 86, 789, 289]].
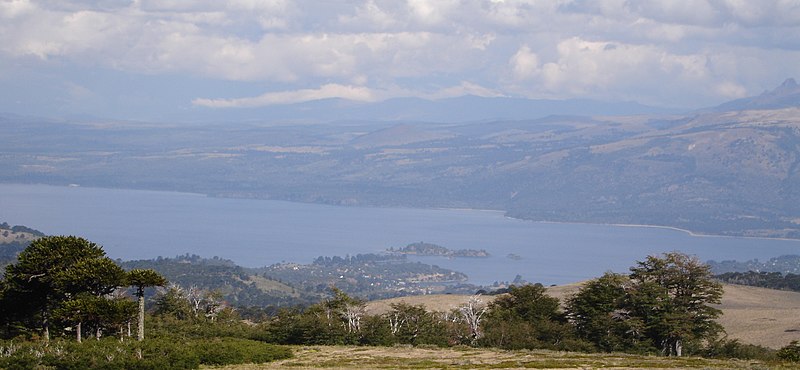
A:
[[365, 283, 800, 349]]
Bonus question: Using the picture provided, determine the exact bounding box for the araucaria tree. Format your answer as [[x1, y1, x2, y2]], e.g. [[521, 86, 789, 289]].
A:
[[127, 268, 167, 341], [1, 236, 127, 341]]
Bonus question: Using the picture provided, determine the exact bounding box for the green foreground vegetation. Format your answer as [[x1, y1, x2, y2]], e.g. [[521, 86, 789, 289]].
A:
[[219, 345, 798, 369], [3, 234, 800, 368]]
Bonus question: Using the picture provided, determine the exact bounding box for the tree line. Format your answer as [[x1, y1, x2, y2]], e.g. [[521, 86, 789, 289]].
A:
[[259, 252, 733, 357], [715, 271, 800, 292], [4, 236, 800, 367]]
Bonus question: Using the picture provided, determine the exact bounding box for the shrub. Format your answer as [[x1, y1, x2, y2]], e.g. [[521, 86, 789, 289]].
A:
[[191, 337, 292, 365], [703, 338, 775, 361], [777, 341, 800, 362], [0, 337, 290, 369]]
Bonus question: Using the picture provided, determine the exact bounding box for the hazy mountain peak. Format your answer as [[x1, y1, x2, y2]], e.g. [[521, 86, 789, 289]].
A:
[[710, 78, 800, 112], [768, 78, 799, 96]]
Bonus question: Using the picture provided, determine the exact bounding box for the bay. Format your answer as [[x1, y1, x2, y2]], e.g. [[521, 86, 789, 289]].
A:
[[1, 183, 799, 285]]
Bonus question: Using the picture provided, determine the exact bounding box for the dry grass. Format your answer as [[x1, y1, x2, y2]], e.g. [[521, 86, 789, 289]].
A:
[[246, 274, 298, 296], [212, 345, 784, 369], [365, 283, 800, 349], [716, 284, 800, 349], [213, 282, 800, 370]]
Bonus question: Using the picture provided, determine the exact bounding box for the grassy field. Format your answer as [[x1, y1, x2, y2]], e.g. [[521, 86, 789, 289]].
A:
[[213, 345, 790, 369], [365, 283, 800, 349], [211, 282, 800, 369]]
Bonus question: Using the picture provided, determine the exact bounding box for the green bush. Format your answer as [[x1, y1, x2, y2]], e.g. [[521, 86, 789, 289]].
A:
[[147, 314, 262, 340], [703, 338, 775, 361], [0, 337, 290, 369], [191, 337, 292, 365], [777, 340, 800, 362]]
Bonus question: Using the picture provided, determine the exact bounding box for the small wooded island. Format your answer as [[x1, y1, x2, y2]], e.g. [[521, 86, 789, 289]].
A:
[[388, 242, 490, 258]]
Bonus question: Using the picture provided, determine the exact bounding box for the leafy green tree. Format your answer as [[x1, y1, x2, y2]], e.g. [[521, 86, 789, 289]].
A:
[[481, 284, 575, 350], [627, 252, 723, 356], [154, 284, 192, 320], [358, 314, 393, 346], [1, 236, 118, 341], [288, 287, 365, 345], [566, 272, 641, 352], [384, 302, 449, 346], [127, 268, 167, 341]]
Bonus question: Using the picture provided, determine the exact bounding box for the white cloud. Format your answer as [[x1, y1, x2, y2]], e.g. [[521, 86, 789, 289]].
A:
[[629, 0, 721, 26], [509, 45, 540, 80], [339, 0, 399, 30], [714, 81, 748, 98], [1, 0, 800, 114], [0, 0, 35, 19], [193, 80, 504, 108], [502, 37, 723, 106], [427, 81, 505, 99], [192, 83, 378, 107], [406, 0, 458, 25]]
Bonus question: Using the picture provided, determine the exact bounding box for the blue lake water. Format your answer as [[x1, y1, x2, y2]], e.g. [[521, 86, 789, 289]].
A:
[[2, 183, 800, 285]]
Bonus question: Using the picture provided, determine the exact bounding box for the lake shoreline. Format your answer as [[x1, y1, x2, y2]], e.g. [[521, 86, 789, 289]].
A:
[[4, 182, 800, 244]]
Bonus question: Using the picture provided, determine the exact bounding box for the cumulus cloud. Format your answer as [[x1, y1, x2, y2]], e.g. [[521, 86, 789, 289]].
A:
[[0, 0, 35, 19], [1, 0, 800, 113], [510, 45, 540, 80]]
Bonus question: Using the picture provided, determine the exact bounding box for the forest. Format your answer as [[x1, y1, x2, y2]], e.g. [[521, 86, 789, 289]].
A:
[[3, 235, 800, 368]]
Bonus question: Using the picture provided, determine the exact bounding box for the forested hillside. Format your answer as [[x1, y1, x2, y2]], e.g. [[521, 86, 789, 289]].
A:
[[0, 222, 44, 270]]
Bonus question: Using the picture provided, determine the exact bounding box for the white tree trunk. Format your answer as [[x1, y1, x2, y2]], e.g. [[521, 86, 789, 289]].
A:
[[138, 294, 145, 341], [459, 295, 487, 345], [42, 309, 50, 342]]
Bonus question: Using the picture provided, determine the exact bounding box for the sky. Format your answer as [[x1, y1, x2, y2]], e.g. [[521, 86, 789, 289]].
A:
[[1, 0, 799, 121]]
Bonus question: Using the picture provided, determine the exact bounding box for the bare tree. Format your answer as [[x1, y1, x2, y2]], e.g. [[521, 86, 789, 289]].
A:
[[458, 295, 487, 345], [388, 310, 405, 335], [341, 301, 366, 333], [186, 285, 204, 317]]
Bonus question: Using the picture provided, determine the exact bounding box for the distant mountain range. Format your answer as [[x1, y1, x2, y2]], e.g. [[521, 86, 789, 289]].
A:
[[175, 95, 681, 124], [175, 79, 800, 124], [2, 79, 800, 238]]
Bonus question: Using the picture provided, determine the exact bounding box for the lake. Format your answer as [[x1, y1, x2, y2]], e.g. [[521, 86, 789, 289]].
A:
[[2, 183, 799, 285]]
